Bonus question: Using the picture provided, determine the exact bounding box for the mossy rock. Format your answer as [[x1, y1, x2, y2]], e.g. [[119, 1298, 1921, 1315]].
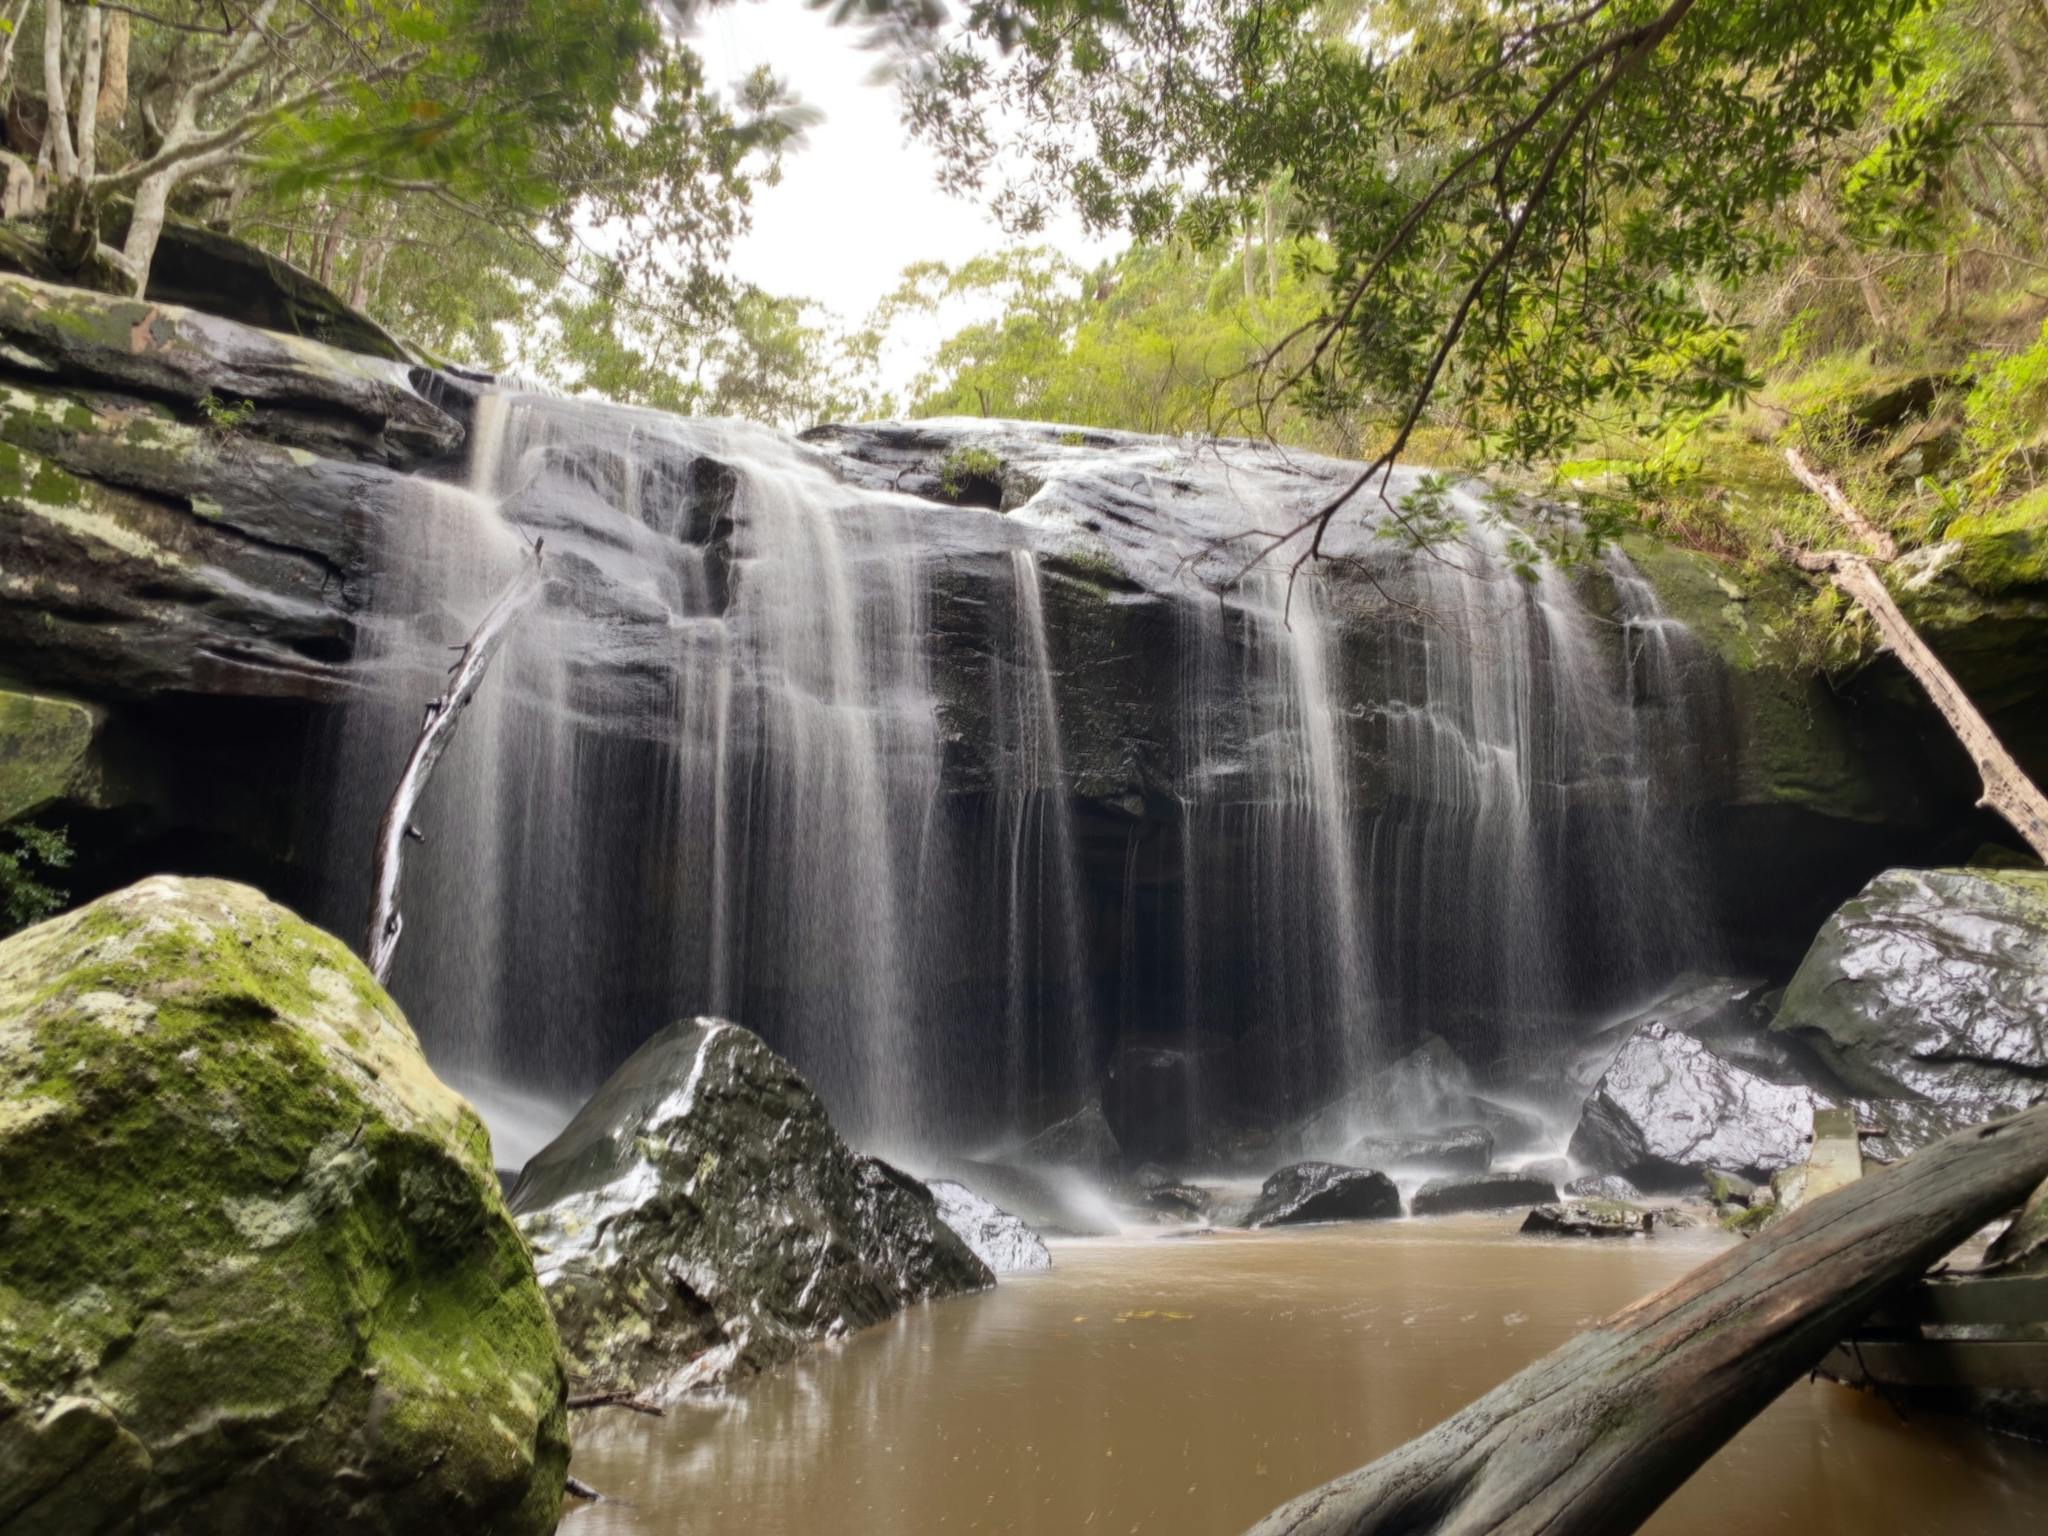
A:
[[0, 877, 568, 1534], [0, 691, 99, 824], [1946, 488, 2048, 597], [1621, 533, 1911, 820]]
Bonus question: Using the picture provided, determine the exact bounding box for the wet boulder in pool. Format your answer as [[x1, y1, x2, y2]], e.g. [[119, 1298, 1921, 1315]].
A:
[[1521, 1201, 1653, 1238], [509, 1019, 992, 1399], [1340, 1123, 1494, 1173], [1770, 868, 2048, 1118], [929, 1179, 1052, 1273], [927, 1155, 1120, 1237], [1568, 1021, 1823, 1190], [1410, 1170, 1560, 1215], [1242, 1162, 1401, 1228]]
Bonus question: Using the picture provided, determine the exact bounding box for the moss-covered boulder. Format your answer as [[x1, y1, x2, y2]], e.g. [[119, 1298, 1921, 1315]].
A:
[[0, 691, 99, 823], [0, 876, 568, 1535], [509, 1019, 991, 1400]]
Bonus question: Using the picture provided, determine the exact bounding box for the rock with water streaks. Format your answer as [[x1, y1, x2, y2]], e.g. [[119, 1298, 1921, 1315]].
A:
[[1564, 1173, 1645, 1202], [0, 876, 567, 1536], [1569, 1021, 1823, 1189], [1011, 1099, 1122, 1174], [929, 1179, 1052, 1273], [510, 1019, 991, 1399], [1242, 1162, 1402, 1228], [1411, 1170, 1561, 1215], [1341, 1123, 1495, 1173], [1771, 867, 2048, 1121]]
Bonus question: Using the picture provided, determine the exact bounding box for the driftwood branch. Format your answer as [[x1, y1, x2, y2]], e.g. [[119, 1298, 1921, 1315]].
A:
[[364, 540, 545, 985], [1780, 448, 2048, 862], [566, 1390, 666, 1417], [1245, 1103, 2048, 1536]]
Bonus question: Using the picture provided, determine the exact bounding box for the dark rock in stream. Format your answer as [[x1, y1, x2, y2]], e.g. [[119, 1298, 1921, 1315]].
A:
[[509, 1019, 991, 1399], [1521, 1201, 1654, 1238], [1568, 1022, 1826, 1189], [1242, 1162, 1402, 1228], [1410, 1170, 1561, 1215], [1771, 867, 2048, 1121]]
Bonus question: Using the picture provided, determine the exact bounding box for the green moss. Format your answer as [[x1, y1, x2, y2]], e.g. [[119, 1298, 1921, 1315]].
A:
[[0, 877, 568, 1532], [0, 691, 97, 824], [1947, 489, 2048, 595], [1721, 1200, 1777, 1235]]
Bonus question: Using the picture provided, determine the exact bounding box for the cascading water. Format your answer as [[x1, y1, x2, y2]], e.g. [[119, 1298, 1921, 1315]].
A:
[[323, 410, 1722, 1161]]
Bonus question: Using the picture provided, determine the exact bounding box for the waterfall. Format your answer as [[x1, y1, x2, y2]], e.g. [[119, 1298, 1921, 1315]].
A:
[[323, 412, 1719, 1160]]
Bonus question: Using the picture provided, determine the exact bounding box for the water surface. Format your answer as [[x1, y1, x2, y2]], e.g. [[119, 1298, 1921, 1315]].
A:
[[563, 1217, 2048, 1535]]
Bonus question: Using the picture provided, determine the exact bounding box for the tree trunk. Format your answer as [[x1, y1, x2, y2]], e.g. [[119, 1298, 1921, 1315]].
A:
[[74, 4, 101, 180], [120, 166, 172, 295], [365, 544, 545, 985], [1245, 1104, 2048, 1536], [42, 0, 75, 182], [95, 10, 127, 129], [1782, 448, 2048, 862]]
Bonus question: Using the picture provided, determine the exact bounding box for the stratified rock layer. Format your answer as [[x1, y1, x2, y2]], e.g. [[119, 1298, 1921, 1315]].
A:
[[0, 877, 567, 1536], [509, 1019, 991, 1399]]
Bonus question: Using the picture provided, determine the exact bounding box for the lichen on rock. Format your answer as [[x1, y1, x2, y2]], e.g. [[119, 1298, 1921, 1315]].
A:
[[0, 875, 568, 1535]]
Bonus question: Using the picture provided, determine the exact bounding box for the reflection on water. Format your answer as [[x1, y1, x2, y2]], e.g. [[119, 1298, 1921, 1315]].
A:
[[561, 1217, 2048, 1535]]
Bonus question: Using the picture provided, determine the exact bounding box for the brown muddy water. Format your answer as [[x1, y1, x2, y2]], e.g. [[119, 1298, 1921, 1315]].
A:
[[560, 1216, 2048, 1535]]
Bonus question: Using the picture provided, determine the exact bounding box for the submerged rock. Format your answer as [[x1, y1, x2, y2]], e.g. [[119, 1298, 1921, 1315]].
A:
[[1340, 1123, 1494, 1173], [1411, 1170, 1561, 1215], [929, 1180, 1052, 1274], [0, 876, 567, 1535], [1522, 1201, 1653, 1238], [1242, 1162, 1401, 1228], [510, 1019, 990, 1398], [1569, 1021, 1822, 1188], [1771, 867, 2048, 1120]]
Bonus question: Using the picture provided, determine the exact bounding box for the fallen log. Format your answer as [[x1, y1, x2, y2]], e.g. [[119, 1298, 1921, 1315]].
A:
[[364, 538, 545, 985], [1778, 448, 2048, 862], [1244, 1103, 2048, 1536]]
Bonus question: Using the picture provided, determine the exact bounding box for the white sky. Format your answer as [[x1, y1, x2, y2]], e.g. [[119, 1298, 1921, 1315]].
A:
[[690, 0, 1117, 396]]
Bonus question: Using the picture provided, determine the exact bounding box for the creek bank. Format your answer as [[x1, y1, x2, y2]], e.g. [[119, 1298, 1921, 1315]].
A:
[[0, 876, 568, 1536], [508, 1019, 992, 1401]]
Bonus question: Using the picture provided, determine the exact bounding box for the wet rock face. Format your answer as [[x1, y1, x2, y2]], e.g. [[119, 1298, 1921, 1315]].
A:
[[1012, 1100, 1122, 1174], [1242, 1162, 1402, 1228], [0, 877, 567, 1536], [1410, 1171, 1560, 1215], [509, 1019, 991, 1399], [1341, 1124, 1494, 1173], [1568, 1021, 1823, 1189], [929, 1180, 1053, 1273], [1564, 1173, 1643, 1201], [1771, 867, 2048, 1117]]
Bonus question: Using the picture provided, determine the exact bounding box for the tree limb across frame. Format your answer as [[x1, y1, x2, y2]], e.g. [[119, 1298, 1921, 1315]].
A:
[[364, 537, 545, 986], [1243, 1103, 2048, 1536], [1778, 447, 2048, 863]]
